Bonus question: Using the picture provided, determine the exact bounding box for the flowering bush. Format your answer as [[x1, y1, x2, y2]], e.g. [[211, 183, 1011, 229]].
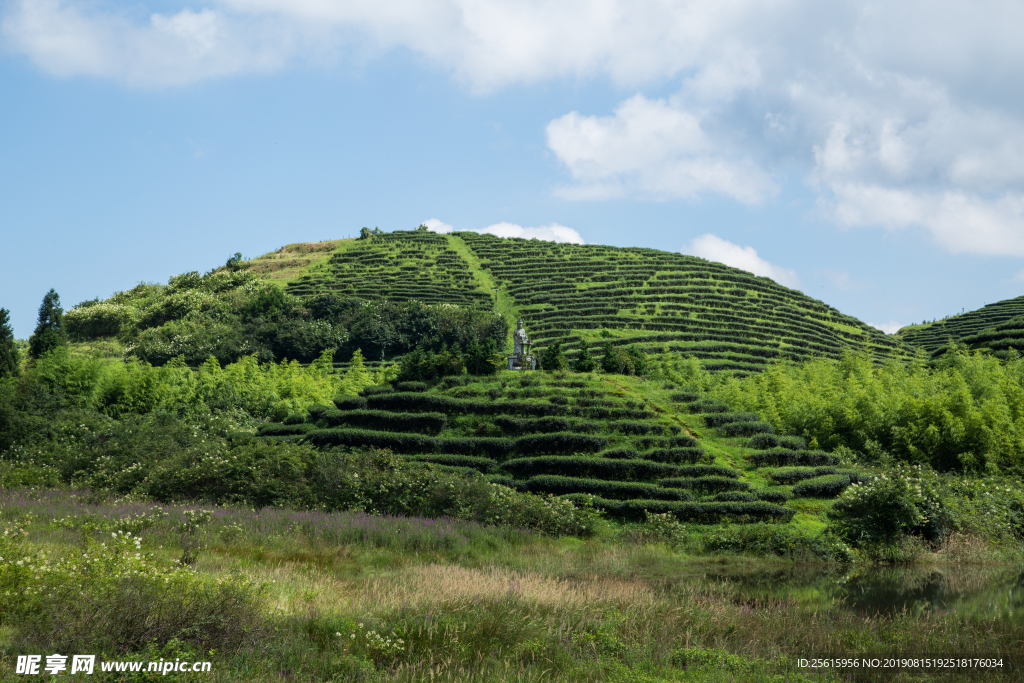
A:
[[828, 464, 953, 546]]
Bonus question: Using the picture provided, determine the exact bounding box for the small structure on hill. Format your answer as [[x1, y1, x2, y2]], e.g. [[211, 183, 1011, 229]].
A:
[[509, 318, 537, 370]]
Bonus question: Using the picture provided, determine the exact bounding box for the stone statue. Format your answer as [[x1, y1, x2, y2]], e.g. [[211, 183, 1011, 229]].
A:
[[508, 318, 536, 370], [513, 318, 529, 355]]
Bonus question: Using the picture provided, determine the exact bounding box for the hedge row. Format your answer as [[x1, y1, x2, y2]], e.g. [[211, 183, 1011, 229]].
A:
[[644, 448, 709, 464], [564, 496, 794, 523], [523, 475, 694, 501], [746, 434, 807, 450], [404, 454, 498, 473], [701, 412, 760, 428], [500, 456, 681, 481], [610, 421, 666, 435], [750, 449, 840, 468], [718, 421, 774, 436], [756, 491, 791, 503], [791, 474, 852, 499], [492, 416, 602, 435], [658, 477, 751, 493], [768, 467, 836, 484], [670, 391, 700, 402], [367, 393, 569, 417], [710, 492, 757, 502], [319, 409, 448, 434], [675, 465, 738, 479], [306, 429, 607, 457], [256, 422, 316, 436], [687, 400, 730, 414]]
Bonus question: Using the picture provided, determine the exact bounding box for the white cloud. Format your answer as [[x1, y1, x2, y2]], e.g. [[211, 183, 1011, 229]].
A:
[[682, 234, 800, 289], [479, 222, 584, 244], [547, 95, 775, 203], [421, 218, 454, 234], [2, 0, 289, 87], [421, 219, 585, 244], [6, 1, 1024, 253], [868, 321, 904, 335]]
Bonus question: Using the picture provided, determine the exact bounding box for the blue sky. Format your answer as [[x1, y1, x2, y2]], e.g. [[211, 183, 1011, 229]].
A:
[[3, 0, 1024, 338]]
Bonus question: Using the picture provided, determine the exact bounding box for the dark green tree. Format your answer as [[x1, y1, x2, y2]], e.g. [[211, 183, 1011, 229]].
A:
[[0, 308, 19, 378], [572, 341, 595, 372], [541, 341, 567, 372], [28, 289, 66, 358], [359, 227, 372, 240], [225, 252, 243, 271], [466, 338, 500, 376], [601, 342, 621, 374]]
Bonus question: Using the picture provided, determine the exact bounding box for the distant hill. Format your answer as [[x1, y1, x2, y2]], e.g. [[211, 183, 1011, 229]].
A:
[[897, 296, 1024, 358], [252, 229, 908, 374]]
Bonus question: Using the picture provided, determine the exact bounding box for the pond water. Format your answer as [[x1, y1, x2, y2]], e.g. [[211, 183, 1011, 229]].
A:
[[691, 564, 1024, 619]]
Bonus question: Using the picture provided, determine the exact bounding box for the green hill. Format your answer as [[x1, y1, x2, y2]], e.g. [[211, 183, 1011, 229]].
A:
[[898, 295, 1024, 358], [242, 229, 909, 374]]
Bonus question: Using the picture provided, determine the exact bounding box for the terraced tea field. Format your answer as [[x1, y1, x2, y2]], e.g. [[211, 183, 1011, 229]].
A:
[[252, 372, 867, 527], [898, 295, 1024, 357], [243, 229, 910, 375]]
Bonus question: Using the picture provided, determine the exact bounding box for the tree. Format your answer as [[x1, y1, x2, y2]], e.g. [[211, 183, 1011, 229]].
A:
[[359, 227, 372, 240], [541, 341, 567, 372], [225, 252, 243, 271], [601, 342, 620, 374], [572, 341, 595, 373], [0, 308, 19, 378], [28, 289, 67, 358]]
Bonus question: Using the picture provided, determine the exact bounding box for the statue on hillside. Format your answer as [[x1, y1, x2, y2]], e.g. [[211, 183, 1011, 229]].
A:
[[513, 318, 529, 355], [509, 318, 536, 370]]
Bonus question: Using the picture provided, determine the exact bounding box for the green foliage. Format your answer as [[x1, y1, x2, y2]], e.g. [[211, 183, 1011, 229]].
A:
[[225, 252, 243, 271], [791, 474, 853, 499], [600, 343, 651, 376], [750, 449, 840, 468], [28, 289, 67, 359], [540, 340, 567, 372], [0, 522, 265, 655], [713, 349, 1024, 472], [572, 341, 595, 372], [700, 523, 853, 562], [0, 308, 19, 379], [828, 464, 952, 546]]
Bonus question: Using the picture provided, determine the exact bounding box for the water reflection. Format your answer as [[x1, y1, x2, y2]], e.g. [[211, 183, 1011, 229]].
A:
[[683, 564, 1024, 618]]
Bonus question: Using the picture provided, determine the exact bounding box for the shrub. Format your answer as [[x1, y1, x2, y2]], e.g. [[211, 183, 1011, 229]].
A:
[[718, 421, 774, 436], [501, 456, 680, 481], [333, 397, 368, 410], [320, 409, 448, 434], [702, 412, 760, 428], [405, 454, 498, 473], [670, 391, 700, 403], [524, 475, 693, 501], [395, 381, 430, 392], [359, 385, 395, 397], [511, 432, 608, 455], [751, 449, 840, 468], [256, 422, 315, 436], [700, 523, 851, 561], [659, 477, 750, 493], [828, 465, 954, 545], [747, 434, 807, 450], [687, 399, 729, 414], [675, 465, 739, 479], [643, 448, 708, 464], [577, 498, 792, 523], [768, 467, 837, 484], [572, 342, 596, 372], [792, 474, 852, 499], [493, 416, 600, 435], [610, 421, 665, 435], [756, 490, 791, 503]]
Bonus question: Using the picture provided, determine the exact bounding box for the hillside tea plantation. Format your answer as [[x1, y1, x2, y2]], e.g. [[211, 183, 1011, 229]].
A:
[[898, 295, 1024, 358], [4, 228, 1024, 682]]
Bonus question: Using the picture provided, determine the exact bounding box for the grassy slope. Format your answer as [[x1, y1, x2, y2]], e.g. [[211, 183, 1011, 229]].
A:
[[898, 294, 1024, 356], [239, 239, 349, 285]]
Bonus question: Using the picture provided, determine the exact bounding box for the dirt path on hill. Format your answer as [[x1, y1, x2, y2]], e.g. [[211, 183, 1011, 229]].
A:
[[598, 376, 696, 438]]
